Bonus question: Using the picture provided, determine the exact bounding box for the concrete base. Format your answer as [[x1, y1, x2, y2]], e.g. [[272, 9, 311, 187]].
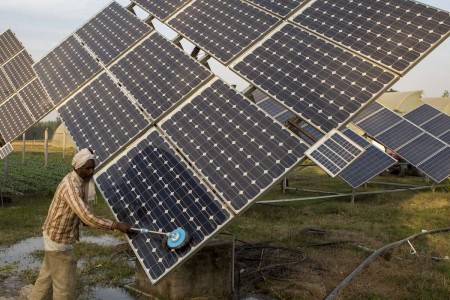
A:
[[132, 238, 233, 299]]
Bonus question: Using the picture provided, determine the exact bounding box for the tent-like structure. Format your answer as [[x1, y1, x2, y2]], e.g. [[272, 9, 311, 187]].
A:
[[52, 123, 75, 149], [377, 90, 423, 115], [421, 97, 450, 115]]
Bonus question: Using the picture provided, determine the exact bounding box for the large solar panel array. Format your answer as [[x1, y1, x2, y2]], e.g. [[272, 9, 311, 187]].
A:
[[305, 130, 365, 177], [354, 103, 450, 182], [0, 30, 54, 147], [8, 0, 447, 284], [404, 104, 450, 144]]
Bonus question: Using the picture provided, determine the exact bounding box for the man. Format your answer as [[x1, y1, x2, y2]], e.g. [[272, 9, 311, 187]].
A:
[[30, 148, 133, 300]]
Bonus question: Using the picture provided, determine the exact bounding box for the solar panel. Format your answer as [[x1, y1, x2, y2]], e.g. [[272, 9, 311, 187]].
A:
[[133, 0, 191, 21], [404, 104, 450, 142], [33, 35, 103, 105], [16, 78, 54, 120], [416, 147, 450, 183], [232, 24, 397, 132], [75, 2, 152, 66], [160, 79, 308, 213], [0, 71, 14, 103], [354, 105, 450, 182], [438, 130, 450, 145], [0, 143, 14, 159], [1, 50, 35, 89], [244, 0, 306, 18], [404, 104, 441, 126], [95, 128, 233, 283], [0, 29, 24, 65], [58, 72, 151, 166], [109, 31, 212, 121], [305, 130, 365, 177], [339, 128, 396, 188], [257, 98, 288, 117], [168, 0, 279, 64], [275, 110, 295, 124], [0, 95, 34, 142], [292, 0, 450, 73]]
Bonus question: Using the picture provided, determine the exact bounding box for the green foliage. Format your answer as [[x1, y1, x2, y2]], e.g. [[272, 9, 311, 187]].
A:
[[442, 90, 449, 97]]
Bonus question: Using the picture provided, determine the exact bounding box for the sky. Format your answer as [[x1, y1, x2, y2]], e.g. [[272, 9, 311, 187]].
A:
[[0, 0, 449, 121]]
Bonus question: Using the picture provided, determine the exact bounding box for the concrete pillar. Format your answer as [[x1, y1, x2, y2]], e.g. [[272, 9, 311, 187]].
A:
[[130, 238, 233, 299]]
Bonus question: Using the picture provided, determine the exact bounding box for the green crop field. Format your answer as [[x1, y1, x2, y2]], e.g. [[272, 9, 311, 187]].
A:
[[0, 149, 449, 299]]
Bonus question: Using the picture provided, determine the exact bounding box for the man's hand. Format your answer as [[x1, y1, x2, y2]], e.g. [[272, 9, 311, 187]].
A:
[[115, 222, 133, 233]]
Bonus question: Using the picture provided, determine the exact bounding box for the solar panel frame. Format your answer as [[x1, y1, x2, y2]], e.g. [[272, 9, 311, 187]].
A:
[[232, 23, 398, 133], [160, 78, 308, 214], [95, 128, 234, 283], [291, 0, 450, 74], [167, 0, 280, 65], [75, 1, 153, 66]]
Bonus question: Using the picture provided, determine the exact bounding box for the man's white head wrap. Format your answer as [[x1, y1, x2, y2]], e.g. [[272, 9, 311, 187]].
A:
[[72, 148, 96, 209]]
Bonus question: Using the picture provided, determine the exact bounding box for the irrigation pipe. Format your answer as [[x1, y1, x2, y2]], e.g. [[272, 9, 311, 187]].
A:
[[325, 227, 450, 300]]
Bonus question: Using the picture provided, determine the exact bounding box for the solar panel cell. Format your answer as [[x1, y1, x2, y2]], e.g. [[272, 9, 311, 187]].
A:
[[58, 72, 150, 165], [168, 0, 279, 64], [76, 2, 152, 65], [33, 35, 103, 105], [161, 79, 307, 213], [109, 32, 211, 121], [1, 51, 35, 89], [233, 24, 396, 132], [95, 129, 232, 282], [292, 0, 450, 72]]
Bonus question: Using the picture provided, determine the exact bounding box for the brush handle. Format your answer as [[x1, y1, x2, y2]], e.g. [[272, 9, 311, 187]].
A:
[[130, 227, 169, 236]]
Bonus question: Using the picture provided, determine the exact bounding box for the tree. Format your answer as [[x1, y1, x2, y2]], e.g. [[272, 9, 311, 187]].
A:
[[442, 90, 449, 97]]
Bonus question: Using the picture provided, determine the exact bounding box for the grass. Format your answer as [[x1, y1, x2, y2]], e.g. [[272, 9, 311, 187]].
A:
[[0, 151, 449, 299]]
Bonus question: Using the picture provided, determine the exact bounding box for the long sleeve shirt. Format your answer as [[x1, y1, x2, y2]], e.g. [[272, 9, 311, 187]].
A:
[[42, 170, 116, 244]]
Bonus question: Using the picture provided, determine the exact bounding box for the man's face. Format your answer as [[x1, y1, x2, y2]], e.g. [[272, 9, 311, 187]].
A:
[[76, 159, 95, 181]]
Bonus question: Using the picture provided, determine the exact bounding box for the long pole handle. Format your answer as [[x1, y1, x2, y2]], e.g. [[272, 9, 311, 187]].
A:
[[130, 228, 170, 236]]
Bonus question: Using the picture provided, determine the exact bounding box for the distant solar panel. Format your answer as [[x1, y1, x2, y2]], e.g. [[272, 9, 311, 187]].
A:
[[161, 79, 308, 213], [339, 128, 396, 188], [292, 0, 450, 73], [75, 2, 152, 66], [133, 0, 191, 21], [1, 50, 35, 89], [168, 0, 279, 64], [354, 104, 450, 182], [257, 98, 288, 118], [33, 35, 103, 105], [0, 95, 34, 142], [58, 72, 151, 166], [404, 104, 450, 142], [0, 143, 14, 159], [16, 78, 54, 120], [244, 0, 306, 18], [95, 128, 233, 283], [0, 29, 24, 65], [233, 24, 397, 132], [109, 31, 212, 121], [305, 130, 365, 177], [275, 110, 295, 124]]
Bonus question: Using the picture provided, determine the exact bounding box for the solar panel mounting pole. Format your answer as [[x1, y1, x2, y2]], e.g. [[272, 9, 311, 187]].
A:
[[22, 133, 25, 164], [44, 128, 48, 168]]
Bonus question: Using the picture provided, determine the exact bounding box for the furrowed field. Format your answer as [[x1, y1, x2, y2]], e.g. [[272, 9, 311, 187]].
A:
[[0, 148, 449, 299]]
